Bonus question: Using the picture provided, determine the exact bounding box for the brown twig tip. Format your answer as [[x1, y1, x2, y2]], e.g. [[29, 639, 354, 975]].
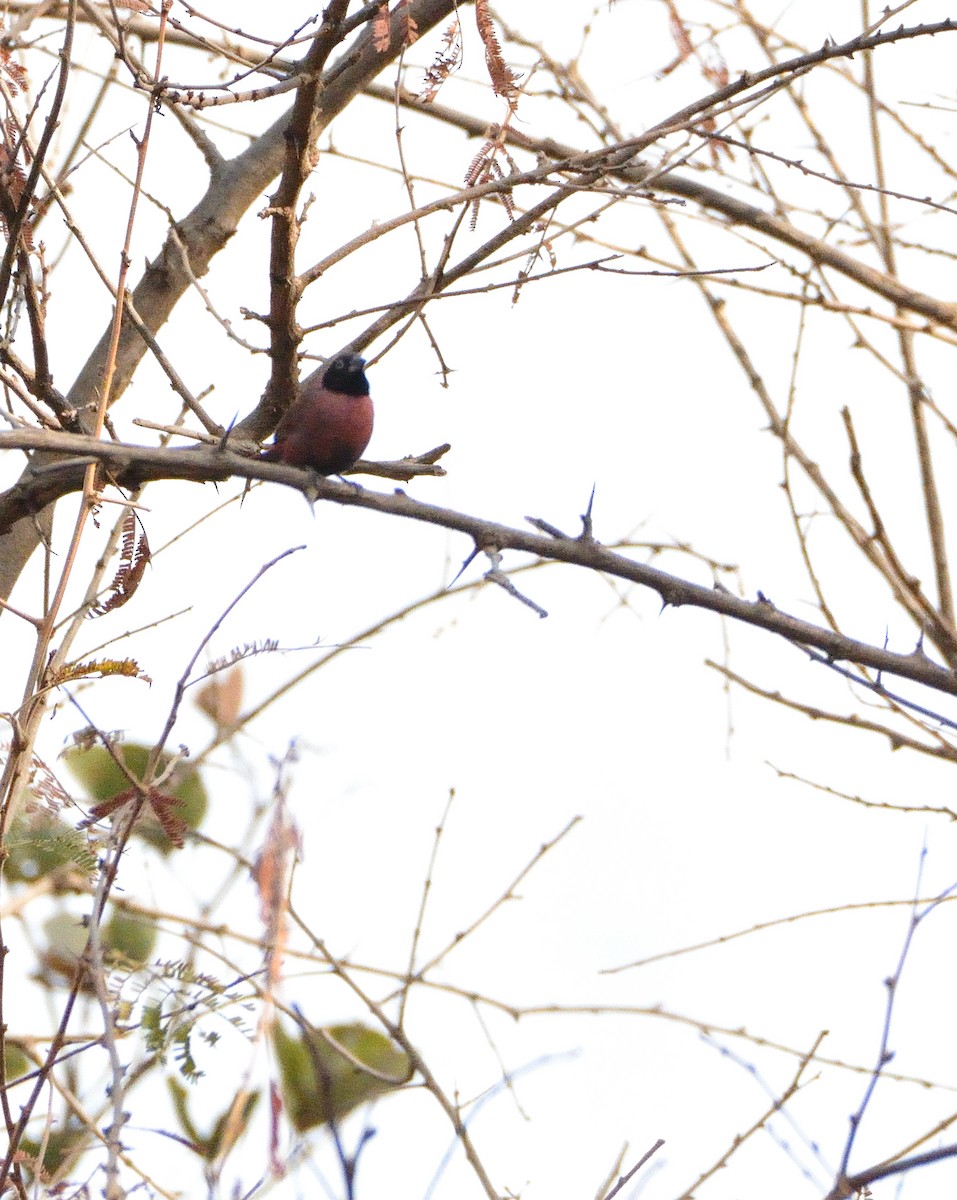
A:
[[525, 515, 570, 540], [349, 449, 448, 481], [601, 1139, 666, 1200], [415, 442, 451, 465]]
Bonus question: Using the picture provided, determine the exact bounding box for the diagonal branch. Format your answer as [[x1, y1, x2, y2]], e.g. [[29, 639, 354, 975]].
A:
[[262, 0, 352, 420], [367, 50, 957, 330]]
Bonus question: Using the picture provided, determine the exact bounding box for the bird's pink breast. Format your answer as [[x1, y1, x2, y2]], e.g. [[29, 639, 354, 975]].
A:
[[268, 387, 374, 474]]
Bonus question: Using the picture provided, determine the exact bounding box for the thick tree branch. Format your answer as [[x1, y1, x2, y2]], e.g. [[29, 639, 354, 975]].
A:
[[0, 430, 953, 699], [0, 0, 462, 605], [66, 0, 459, 416]]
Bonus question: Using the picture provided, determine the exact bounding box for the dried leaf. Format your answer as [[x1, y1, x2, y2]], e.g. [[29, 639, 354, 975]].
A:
[[253, 802, 300, 992], [464, 135, 516, 229], [146, 788, 188, 849], [195, 666, 244, 729], [475, 0, 519, 109], [0, 139, 32, 249], [66, 742, 207, 854], [420, 17, 462, 102], [0, 43, 29, 95], [373, 3, 391, 52], [397, 0, 418, 45], [667, 2, 694, 64], [89, 511, 151, 616]]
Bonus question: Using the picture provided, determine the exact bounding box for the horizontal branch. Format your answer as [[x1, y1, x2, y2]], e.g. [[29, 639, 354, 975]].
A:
[[1, 430, 954, 698], [0, 429, 446, 521]]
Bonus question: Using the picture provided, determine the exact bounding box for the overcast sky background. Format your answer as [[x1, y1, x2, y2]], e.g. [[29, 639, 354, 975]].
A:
[[5, 2, 957, 1198]]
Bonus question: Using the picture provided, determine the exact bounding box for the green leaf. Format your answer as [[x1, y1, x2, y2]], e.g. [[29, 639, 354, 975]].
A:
[[4, 813, 96, 882], [168, 1076, 260, 1160], [18, 1120, 88, 1182], [272, 1020, 411, 1132], [103, 907, 158, 966], [4, 1042, 29, 1085]]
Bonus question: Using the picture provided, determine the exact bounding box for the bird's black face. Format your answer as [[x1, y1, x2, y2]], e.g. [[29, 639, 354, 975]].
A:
[[323, 353, 370, 396]]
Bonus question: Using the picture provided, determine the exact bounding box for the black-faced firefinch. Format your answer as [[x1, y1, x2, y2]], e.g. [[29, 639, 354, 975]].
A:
[[263, 353, 373, 474]]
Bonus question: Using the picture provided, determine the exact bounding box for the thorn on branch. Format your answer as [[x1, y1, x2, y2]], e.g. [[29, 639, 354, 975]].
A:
[[303, 478, 320, 511], [216, 418, 237, 453], [448, 545, 480, 588], [580, 484, 597, 543]]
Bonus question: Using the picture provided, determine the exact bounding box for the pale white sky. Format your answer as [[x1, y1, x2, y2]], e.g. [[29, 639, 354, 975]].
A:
[[5, 3, 957, 1198]]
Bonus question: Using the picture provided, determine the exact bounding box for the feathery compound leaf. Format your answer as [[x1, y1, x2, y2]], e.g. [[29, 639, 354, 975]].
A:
[[23, 750, 73, 815], [373, 4, 390, 52], [398, 0, 418, 45], [0, 137, 32, 249], [475, 0, 519, 109], [4, 813, 97, 882], [201, 641, 278, 676], [89, 511, 151, 617], [0, 41, 29, 94], [464, 134, 517, 230], [54, 658, 151, 685], [374, 1, 417, 53], [420, 15, 461, 100]]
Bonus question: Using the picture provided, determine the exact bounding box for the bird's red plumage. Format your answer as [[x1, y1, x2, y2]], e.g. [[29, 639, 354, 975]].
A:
[[263, 354, 373, 475]]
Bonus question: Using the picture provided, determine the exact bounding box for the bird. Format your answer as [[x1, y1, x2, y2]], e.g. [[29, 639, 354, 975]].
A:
[[262, 353, 373, 475]]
